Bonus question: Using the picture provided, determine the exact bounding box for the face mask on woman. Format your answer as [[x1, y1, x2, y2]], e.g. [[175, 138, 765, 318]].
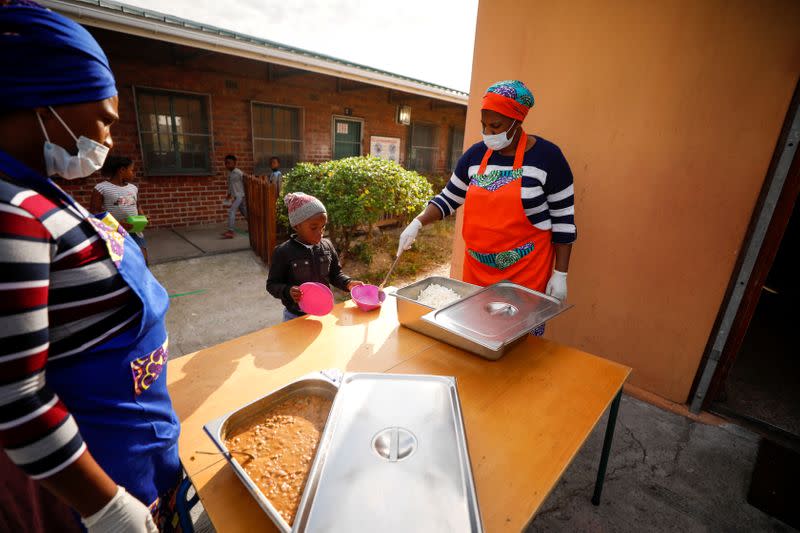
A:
[[36, 106, 109, 179], [482, 120, 517, 151]]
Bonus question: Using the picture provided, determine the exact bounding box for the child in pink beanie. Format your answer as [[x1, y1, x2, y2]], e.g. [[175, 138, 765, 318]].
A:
[[266, 192, 363, 320]]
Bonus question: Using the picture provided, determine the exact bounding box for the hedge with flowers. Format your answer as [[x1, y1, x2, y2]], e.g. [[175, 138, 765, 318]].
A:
[[278, 156, 434, 255]]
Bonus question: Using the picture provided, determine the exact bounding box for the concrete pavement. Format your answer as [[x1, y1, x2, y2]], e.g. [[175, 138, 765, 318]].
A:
[[146, 221, 250, 265], [149, 250, 282, 357], [527, 395, 792, 532]]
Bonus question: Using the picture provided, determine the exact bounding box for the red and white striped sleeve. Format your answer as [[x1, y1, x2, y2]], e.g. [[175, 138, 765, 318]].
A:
[[0, 195, 86, 479]]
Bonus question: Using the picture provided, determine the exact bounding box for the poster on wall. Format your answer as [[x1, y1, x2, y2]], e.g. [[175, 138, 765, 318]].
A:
[[370, 136, 401, 164]]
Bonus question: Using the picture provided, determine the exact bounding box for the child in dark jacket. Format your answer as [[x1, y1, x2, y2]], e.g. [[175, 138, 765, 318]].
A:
[[267, 192, 363, 321]]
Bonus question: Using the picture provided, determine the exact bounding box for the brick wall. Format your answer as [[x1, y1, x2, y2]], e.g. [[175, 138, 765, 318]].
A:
[[57, 28, 467, 228]]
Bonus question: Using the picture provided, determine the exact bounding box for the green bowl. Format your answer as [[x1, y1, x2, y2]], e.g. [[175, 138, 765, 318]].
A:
[[126, 215, 148, 233]]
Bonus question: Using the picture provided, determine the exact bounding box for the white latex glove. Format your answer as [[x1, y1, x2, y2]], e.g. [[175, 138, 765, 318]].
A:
[[397, 218, 423, 256], [545, 270, 568, 302], [82, 486, 157, 533]]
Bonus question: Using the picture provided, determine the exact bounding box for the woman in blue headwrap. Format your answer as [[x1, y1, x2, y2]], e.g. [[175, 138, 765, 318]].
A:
[[0, 2, 180, 532]]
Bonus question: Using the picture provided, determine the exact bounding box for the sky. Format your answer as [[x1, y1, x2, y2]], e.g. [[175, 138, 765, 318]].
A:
[[120, 0, 479, 93]]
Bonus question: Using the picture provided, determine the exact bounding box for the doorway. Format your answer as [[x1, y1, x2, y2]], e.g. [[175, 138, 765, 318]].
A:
[[709, 201, 799, 437], [696, 82, 800, 441], [332, 117, 362, 159]]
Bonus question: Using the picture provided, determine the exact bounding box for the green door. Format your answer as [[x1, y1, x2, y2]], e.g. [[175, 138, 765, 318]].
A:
[[333, 118, 361, 159]]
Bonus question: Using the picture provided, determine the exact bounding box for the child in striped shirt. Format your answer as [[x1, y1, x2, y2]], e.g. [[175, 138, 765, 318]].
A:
[[90, 155, 149, 263]]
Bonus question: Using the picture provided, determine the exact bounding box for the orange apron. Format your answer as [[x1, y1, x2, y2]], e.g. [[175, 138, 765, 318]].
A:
[[462, 130, 554, 292]]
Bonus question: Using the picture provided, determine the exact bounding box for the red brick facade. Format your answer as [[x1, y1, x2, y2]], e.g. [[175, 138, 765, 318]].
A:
[[57, 28, 467, 228]]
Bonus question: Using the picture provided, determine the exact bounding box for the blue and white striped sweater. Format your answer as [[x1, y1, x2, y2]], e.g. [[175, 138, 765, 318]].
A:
[[430, 137, 577, 244]]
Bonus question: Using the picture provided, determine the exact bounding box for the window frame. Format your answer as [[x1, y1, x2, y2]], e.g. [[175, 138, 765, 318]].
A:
[[250, 101, 305, 174], [408, 121, 439, 174], [132, 86, 214, 176], [449, 125, 465, 171], [330, 115, 365, 160]]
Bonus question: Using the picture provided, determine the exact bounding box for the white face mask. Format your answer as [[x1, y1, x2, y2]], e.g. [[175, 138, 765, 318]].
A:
[[482, 120, 517, 151], [37, 107, 109, 180]]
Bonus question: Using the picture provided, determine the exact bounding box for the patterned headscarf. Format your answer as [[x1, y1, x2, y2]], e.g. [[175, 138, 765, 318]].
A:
[[481, 80, 534, 121]]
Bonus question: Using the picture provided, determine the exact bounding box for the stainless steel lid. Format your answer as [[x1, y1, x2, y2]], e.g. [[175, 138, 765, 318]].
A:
[[293, 373, 482, 533], [421, 281, 571, 351]]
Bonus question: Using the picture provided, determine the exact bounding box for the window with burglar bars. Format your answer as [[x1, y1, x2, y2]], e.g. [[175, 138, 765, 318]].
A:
[[252, 103, 303, 174], [135, 88, 212, 175], [408, 122, 438, 174], [449, 126, 465, 170]]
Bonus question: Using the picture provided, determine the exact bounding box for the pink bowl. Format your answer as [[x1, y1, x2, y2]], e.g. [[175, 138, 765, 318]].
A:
[[350, 284, 386, 312], [299, 282, 334, 316]]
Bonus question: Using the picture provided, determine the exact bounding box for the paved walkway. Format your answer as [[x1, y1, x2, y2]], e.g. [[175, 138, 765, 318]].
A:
[[527, 395, 792, 532], [146, 221, 250, 265], [149, 250, 283, 358]]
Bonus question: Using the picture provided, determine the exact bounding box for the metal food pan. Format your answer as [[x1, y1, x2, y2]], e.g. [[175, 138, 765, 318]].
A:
[[391, 276, 481, 337], [416, 320, 530, 360], [421, 282, 572, 360], [203, 370, 341, 533], [293, 373, 483, 532]]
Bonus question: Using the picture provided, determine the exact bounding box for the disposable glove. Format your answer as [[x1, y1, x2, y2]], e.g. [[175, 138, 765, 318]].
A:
[[82, 486, 157, 533], [397, 218, 423, 256], [545, 270, 568, 302]]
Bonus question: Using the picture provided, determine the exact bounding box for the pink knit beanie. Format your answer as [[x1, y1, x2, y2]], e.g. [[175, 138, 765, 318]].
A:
[[284, 192, 326, 227]]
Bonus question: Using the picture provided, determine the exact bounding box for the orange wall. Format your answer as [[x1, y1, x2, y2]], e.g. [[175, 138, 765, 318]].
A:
[[454, 0, 800, 401]]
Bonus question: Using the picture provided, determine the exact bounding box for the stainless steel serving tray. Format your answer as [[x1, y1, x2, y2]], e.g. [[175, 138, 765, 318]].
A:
[[421, 281, 572, 360], [391, 276, 481, 337], [203, 370, 342, 533], [293, 373, 483, 533]]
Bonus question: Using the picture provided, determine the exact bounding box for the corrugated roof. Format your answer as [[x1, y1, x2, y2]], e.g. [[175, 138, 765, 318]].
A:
[[40, 0, 469, 104]]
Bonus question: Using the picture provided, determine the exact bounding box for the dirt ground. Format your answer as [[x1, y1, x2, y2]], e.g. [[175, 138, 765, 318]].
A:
[[340, 218, 455, 291]]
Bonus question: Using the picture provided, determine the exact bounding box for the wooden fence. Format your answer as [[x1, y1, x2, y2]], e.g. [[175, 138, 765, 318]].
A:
[[244, 175, 278, 265], [244, 175, 404, 264], [377, 212, 399, 227]]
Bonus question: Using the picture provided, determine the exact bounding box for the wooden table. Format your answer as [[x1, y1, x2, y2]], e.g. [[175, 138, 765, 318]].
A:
[[167, 299, 630, 532]]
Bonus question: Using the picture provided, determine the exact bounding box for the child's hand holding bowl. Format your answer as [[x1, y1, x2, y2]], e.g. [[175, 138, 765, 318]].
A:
[[289, 286, 303, 303]]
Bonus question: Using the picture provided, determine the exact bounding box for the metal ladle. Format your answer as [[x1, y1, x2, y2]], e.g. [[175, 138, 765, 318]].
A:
[[195, 449, 256, 461], [379, 252, 402, 290]]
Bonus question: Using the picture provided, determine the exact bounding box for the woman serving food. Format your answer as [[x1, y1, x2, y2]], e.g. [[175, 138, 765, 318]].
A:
[[398, 80, 576, 334]]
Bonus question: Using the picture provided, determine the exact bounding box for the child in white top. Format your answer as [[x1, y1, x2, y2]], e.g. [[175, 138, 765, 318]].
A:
[[90, 155, 149, 263]]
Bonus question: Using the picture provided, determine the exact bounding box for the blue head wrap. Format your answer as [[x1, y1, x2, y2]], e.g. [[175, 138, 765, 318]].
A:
[[0, 1, 117, 110]]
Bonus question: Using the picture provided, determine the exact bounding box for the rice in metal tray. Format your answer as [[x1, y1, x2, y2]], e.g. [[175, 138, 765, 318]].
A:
[[416, 283, 462, 308]]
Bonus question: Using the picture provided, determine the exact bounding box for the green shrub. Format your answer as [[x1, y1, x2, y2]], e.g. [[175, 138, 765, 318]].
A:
[[351, 241, 373, 264], [425, 173, 450, 195], [278, 156, 433, 255]]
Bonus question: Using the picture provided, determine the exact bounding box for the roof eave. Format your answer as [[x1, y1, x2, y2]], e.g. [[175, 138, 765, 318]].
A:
[[39, 0, 469, 105]]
